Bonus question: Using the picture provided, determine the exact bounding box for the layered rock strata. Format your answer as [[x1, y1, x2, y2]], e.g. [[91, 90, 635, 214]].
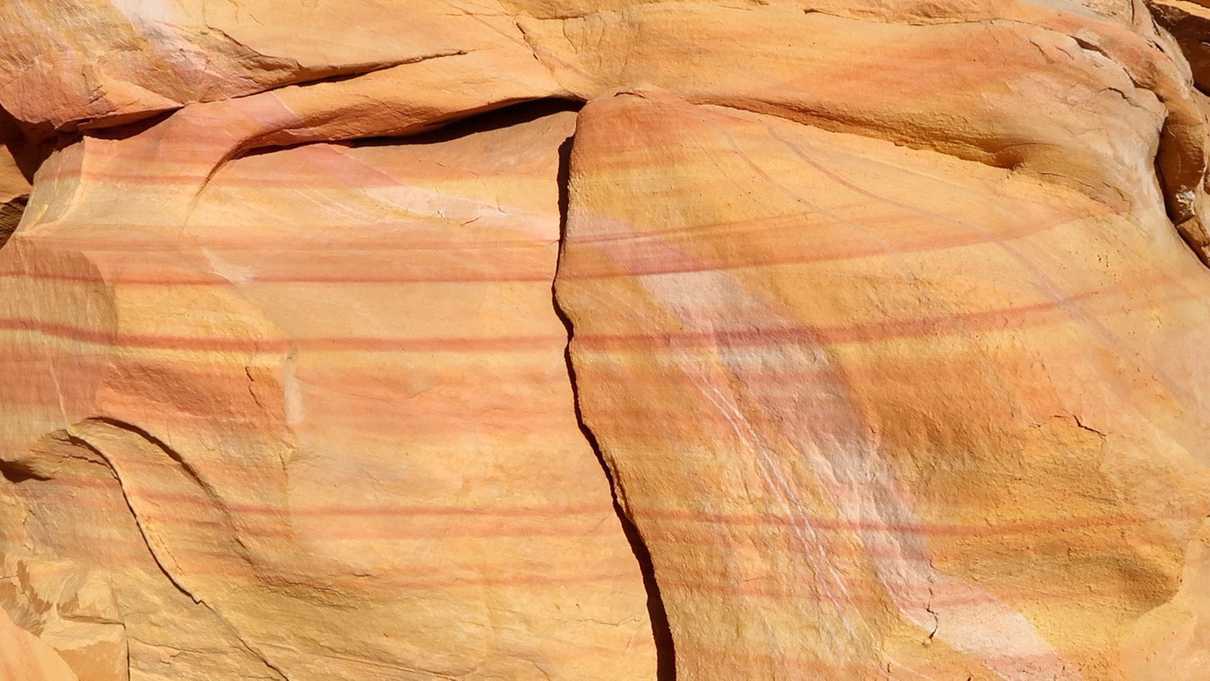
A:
[[1, 1, 1209, 680]]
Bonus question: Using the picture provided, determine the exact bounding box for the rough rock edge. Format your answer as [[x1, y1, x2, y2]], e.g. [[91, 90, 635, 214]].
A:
[[550, 133, 678, 681], [1, 421, 289, 681], [0, 194, 27, 249]]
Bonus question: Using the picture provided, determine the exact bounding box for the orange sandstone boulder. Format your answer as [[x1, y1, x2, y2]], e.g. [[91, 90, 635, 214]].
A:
[[1, 1, 1209, 680]]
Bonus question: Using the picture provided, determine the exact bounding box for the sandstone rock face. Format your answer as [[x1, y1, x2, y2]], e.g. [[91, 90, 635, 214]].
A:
[[1, 2, 1209, 680], [1149, 0, 1210, 91], [0, 146, 28, 248]]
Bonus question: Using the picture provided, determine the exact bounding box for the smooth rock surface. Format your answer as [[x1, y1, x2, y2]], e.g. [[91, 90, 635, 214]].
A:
[[557, 91, 1210, 680], [0, 605, 77, 681], [1, 1, 1209, 680]]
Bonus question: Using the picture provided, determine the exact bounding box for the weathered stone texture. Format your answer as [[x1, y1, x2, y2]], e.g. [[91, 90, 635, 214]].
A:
[[2, 1, 1209, 680]]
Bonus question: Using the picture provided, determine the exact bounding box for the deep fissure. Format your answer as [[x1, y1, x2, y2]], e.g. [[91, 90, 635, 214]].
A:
[[1, 94, 676, 678], [551, 134, 677, 681]]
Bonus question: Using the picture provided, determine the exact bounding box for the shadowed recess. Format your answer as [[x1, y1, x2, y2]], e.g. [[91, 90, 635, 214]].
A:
[[0, 458, 49, 483], [0, 106, 30, 250], [552, 134, 678, 681], [0, 195, 26, 250]]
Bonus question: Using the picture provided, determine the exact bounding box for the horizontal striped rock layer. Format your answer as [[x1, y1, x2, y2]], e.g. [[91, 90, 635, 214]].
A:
[[558, 93, 1210, 680], [1, 1, 1209, 680], [0, 109, 656, 680]]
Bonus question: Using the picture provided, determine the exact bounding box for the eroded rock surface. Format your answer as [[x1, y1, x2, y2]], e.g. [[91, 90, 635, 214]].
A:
[[1, 1, 1209, 680], [0, 146, 28, 249], [1149, 0, 1210, 91]]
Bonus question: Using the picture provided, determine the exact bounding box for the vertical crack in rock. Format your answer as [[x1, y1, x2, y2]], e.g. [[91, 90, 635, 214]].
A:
[[550, 135, 677, 681], [924, 587, 939, 642]]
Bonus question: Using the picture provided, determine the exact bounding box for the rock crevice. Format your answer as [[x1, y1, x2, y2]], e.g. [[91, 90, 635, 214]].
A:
[[2, 2, 1210, 679], [551, 131, 677, 681]]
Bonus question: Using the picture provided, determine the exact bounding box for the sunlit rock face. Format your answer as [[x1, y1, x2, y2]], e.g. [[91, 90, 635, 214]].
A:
[[1, 2, 1209, 680]]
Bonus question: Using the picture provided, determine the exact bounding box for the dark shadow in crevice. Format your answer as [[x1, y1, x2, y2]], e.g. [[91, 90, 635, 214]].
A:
[[1152, 138, 1210, 268], [550, 135, 678, 681], [83, 108, 180, 142], [0, 458, 50, 484], [0, 195, 27, 251], [1, 104, 35, 250], [232, 97, 584, 165], [353, 98, 583, 148], [1, 104, 86, 184]]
